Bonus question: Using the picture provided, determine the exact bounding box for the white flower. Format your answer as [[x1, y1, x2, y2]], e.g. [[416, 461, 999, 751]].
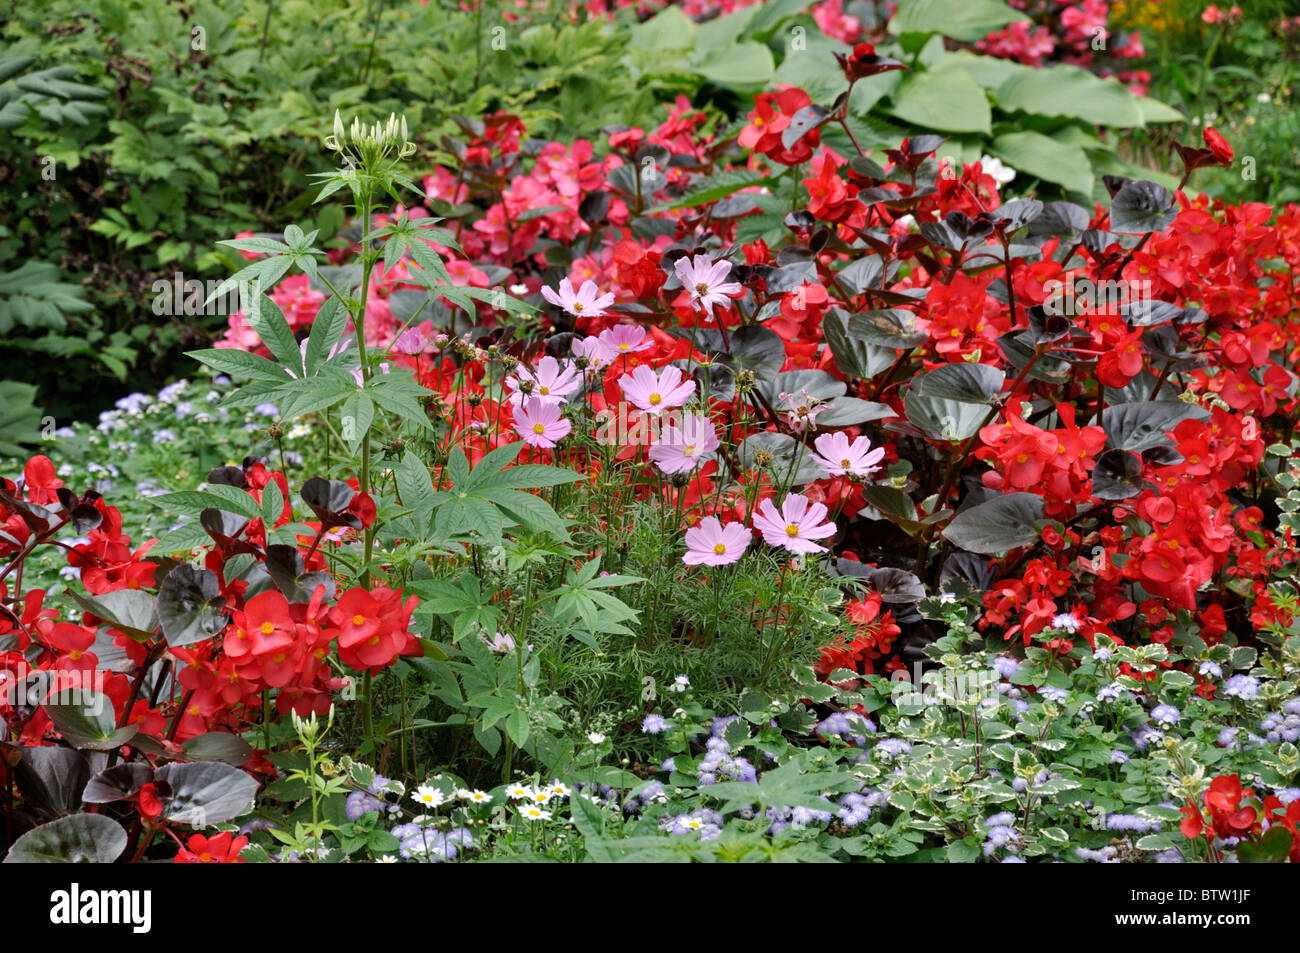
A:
[[978, 154, 1016, 186], [672, 674, 690, 692], [1258, 92, 1271, 104], [505, 783, 531, 800], [546, 781, 570, 799], [413, 784, 446, 808], [509, 283, 529, 294], [673, 253, 743, 319], [519, 805, 552, 821], [587, 731, 607, 745], [377, 855, 398, 863], [458, 788, 491, 804]]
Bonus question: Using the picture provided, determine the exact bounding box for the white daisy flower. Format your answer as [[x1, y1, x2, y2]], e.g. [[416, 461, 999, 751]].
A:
[[413, 784, 445, 808], [519, 805, 552, 821]]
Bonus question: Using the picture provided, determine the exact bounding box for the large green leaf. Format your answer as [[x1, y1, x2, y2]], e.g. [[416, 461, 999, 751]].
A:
[[888, 69, 991, 135], [889, 0, 1028, 43], [988, 132, 1093, 197], [995, 65, 1146, 128], [690, 42, 773, 91]]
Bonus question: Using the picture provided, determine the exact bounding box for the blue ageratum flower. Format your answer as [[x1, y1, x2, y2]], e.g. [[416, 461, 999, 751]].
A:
[[873, 738, 911, 760], [1150, 704, 1180, 726], [990, 656, 1020, 679], [1223, 675, 1259, 700], [640, 714, 667, 735], [1198, 660, 1223, 678]]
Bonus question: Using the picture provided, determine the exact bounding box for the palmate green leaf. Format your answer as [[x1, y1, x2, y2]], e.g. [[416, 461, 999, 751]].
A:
[[645, 169, 769, 214], [245, 292, 302, 377], [407, 575, 501, 643], [339, 391, 374, 455], [545, 559, 643, 649], [396, 451, 436, 537], [277, 372, 358, 419], [403, 230, 454, 288], [430, 443, 580, 543], [154, 485, 262, 520], [432, 494, 505, 542], [185, 347, 291, 384], [302, 294, 350, 376], [491, 489, 569, 541], [367, 368, 434, 431], [461, 284, 534, 316]]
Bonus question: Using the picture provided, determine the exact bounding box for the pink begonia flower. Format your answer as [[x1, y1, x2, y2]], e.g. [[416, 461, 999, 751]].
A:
[[617, 363, 695, 414], [540, 277, 615, 319], [514, 397, 571, 449], [597, 324, 651, 361], [505, 355, 580, 408], [751, 493, 837, 554], [683, 516, 751, 567], [810, 432, 886, 479], [648, 415, 719, 475], [673, 253, 743, 318]]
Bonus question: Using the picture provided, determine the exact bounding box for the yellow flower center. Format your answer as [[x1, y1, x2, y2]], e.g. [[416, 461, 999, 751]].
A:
[[713, 542, 727, 555], [353, 614, 366, 626], [785, 524, 799, 537], [649, 393, 661, 405], [533, 423, 546, 434], [260, 622, 275, 635]]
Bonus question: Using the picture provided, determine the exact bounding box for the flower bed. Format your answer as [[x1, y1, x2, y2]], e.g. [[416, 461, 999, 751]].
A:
[[2, 4, 1299, 866]]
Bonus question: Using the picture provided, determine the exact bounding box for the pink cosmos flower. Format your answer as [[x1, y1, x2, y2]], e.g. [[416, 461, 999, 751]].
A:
[[392, 328, 430, 355], [618, 363, 695, 415], [810, 432, 886, 478], [541, 277, 615, 319], [751, 493, 837, 554], [597, 324, 651, 361], [505, 355, 580, 408], [648, 415, 720, 475], [570, 336, 610, 372], [683, 517, 751, 566], [514, 397, 571, 449], [673, 253, 743, 318]]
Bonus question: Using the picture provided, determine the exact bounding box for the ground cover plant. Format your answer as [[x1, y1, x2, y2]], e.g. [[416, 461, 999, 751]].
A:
[[1, 0, 1298, 866]]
